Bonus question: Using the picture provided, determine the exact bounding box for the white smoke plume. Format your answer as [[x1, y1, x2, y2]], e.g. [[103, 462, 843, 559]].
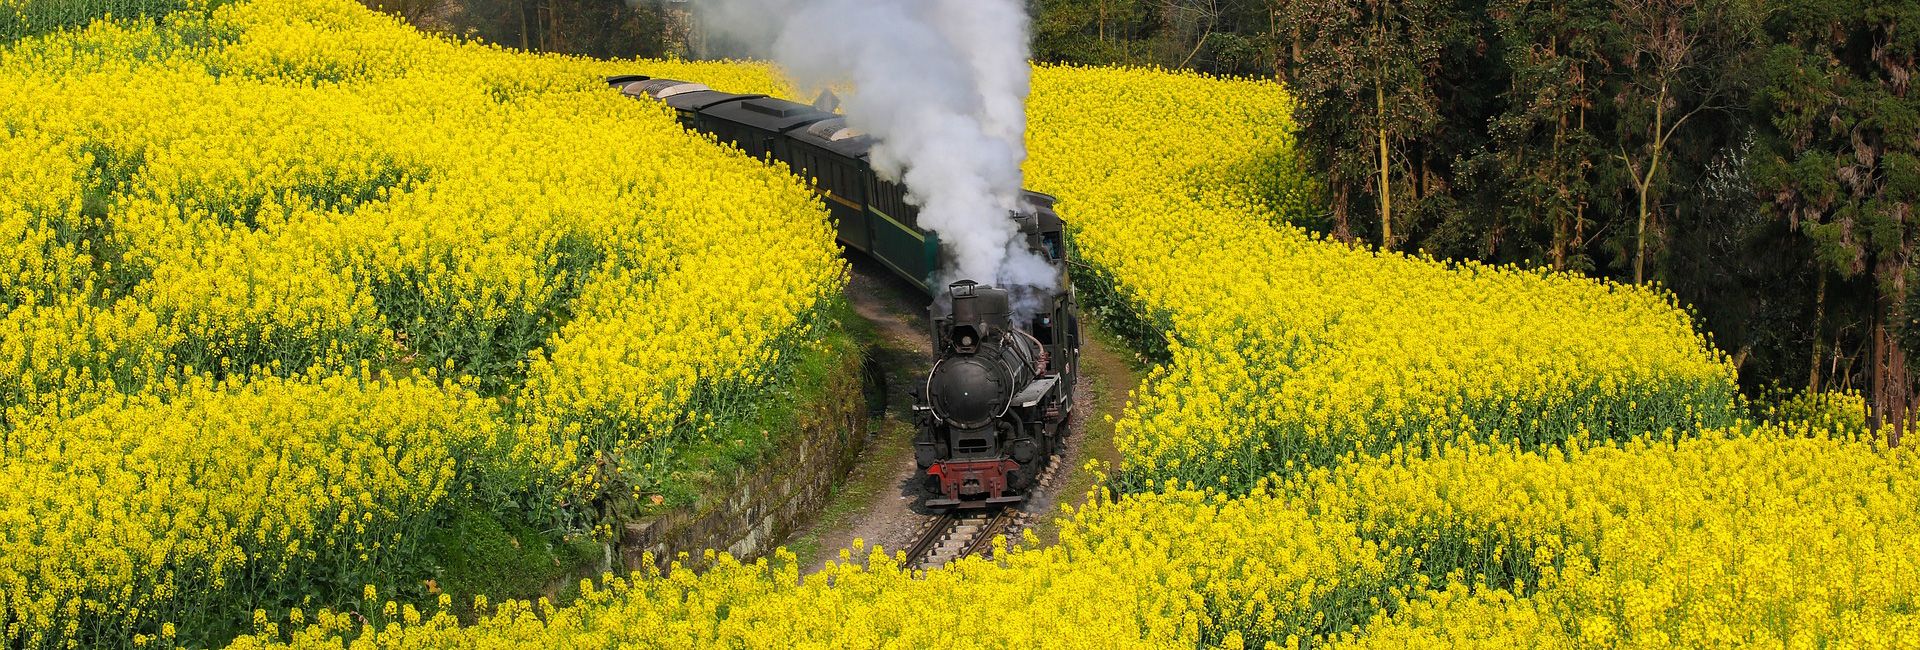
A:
[[692, 0, 1056, 296]]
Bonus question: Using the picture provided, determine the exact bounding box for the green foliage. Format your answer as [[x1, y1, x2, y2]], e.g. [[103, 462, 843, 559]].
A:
[[1267, 0, 1913, 410], [1482, 0, 1610, 272], [368, 0, 674, 59], [1751, 0, 1920, 429], [1, 0, 196, 44], [1283, 0, 1459, 247], [610, 297, 861, 518], [421, 506, 600, 616], [1031, 0, 1282, 75]]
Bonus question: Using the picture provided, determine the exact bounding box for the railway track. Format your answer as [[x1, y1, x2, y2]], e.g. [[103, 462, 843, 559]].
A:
[[902, 454, 1065, 571]]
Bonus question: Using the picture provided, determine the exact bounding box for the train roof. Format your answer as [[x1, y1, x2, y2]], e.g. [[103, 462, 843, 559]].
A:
[[700, 96, 836, 134], [665, 89, 764, 112], [614, 77, 763, 111], [790, 116, 875, 159], [617, 77, 707, 100]]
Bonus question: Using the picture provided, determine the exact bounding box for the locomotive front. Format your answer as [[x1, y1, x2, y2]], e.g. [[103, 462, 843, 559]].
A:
[[914, 280, 1067, 507]]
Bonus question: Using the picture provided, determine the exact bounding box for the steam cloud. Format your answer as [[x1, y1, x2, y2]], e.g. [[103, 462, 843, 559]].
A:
[[693, 0, 1056, 295]]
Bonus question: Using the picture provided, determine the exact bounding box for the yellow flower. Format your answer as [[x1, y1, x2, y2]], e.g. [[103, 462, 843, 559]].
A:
[[0, 1, 838, 646]]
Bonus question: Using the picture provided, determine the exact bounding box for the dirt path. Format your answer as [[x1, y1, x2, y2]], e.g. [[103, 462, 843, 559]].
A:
[[784, 259, 1145, 569], [784, 258, 936, 569]]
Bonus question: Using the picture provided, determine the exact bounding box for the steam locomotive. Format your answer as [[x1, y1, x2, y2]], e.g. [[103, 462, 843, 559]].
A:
[[608, 74, 1079, 509]]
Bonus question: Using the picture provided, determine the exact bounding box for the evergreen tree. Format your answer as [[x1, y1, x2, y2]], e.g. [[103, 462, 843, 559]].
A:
[[1286, 0, 1455, 249], [1486, 0, 1611, 271], [1754, 0, 1920, 442]]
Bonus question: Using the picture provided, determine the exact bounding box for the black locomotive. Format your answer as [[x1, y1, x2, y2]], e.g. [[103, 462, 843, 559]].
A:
[[917, 279, 1077, 507], [608, 74, 1079, 509]]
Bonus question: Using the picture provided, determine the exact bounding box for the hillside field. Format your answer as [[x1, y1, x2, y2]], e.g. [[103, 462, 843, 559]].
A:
[[3, 1, 1916, 649]]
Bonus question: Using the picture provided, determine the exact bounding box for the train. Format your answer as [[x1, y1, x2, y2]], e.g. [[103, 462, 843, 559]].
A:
[[608, 74, 1079, 509]]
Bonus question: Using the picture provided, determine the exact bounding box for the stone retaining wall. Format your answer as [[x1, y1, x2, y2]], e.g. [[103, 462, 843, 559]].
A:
[[619, 348, 871, 572]]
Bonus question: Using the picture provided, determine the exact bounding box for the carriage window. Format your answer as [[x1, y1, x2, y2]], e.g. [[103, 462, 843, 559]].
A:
[[1032, 314, 1056, 345]]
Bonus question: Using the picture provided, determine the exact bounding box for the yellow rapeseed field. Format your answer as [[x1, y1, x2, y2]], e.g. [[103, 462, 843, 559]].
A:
[[9, 2, 1915, 649], [211, 51, 1918, 650], [232, 424, 1920, 650], [226, 486, 1409, 649], [2, 373, 500, 648], [1023, 64, 1739, 490], [1311, 428, 1920, 648], [1, 0, 842, 646]]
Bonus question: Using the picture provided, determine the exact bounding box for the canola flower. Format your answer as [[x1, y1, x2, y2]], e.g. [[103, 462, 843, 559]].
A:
[[1, 1, 842, 646], [1306, 427, 1920, 649], [1022, 64, 1739, 490], [0, 0, 185, 44], [0, 372, 503, 649], [0, 131, 92, 308], [207, 45, 1919, 650], [227, 485, 1413, 650], [10, 4, 1911, 649], [232, 423, 1920, 650]]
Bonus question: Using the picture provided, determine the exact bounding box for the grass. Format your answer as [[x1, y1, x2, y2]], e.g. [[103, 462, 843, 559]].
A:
[[779, 407, 911, 568], [778, 287, 919, 569], [421, 506, 601, 618]]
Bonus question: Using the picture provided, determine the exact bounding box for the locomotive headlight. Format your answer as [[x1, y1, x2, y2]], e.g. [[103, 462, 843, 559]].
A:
[[952, 323, 981, 354]]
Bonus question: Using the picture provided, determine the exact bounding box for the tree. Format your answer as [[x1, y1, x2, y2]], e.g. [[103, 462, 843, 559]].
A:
[[1032, 0, 1277, 75], [1754, 0, 1920, 444], [1486, 0, 1611, 271], [360, 0, 449, 27], [376, 0, 671, 58], [1033, 0, 1150, 65], [1286, 0, 1449, 249], [1608, 0, 1755, 284]]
